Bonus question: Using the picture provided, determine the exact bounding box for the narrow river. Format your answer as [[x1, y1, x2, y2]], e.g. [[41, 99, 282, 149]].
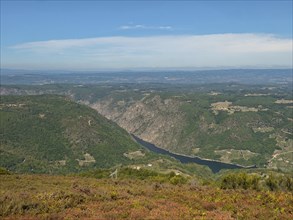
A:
[[132, 135, 256, 173]]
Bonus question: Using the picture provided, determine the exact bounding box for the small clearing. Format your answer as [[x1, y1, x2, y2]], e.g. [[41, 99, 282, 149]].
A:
[[39, 113, 46, 119], [123, 150, 145, 159], [191, 148, 200, 155], [211, 101, 232, 111], [267, 151, 293, 172], [214, 149, 258, 163], [76, 153, 96, 166], [211, 101, 261, 115], [0, 103, 25, 109], [55, 160, 66, 166], [117, 100, 125, 106], [252, 126, 274, 133], [275, 99, 293, 104], [208, 91, 221, 96], [244, 93, 270, 97]]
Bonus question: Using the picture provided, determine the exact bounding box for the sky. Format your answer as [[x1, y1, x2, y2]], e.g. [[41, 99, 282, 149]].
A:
[[1, 0, 292, 70]]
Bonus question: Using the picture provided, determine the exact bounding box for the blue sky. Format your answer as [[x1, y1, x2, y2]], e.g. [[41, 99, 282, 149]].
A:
[[1, 0, 292, 70]]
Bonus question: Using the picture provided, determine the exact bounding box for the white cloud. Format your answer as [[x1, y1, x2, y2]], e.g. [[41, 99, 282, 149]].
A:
[[119, 24, 173, 30], [5, 33, 293, 69]]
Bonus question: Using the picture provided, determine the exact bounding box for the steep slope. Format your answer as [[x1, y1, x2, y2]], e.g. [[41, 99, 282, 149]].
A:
[[92, 95, 186, 153], [0, 95, 151, 173], [90, 90, 293, 171]]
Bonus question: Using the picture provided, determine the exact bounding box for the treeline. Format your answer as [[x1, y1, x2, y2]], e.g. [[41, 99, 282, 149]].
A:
[[220, 172, 293, 192]]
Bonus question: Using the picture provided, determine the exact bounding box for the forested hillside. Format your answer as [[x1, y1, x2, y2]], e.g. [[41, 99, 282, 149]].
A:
[[0, 95, 154, 173]]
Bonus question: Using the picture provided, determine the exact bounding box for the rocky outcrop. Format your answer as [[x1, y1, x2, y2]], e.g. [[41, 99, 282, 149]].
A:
[[91, 95, 185, 151]]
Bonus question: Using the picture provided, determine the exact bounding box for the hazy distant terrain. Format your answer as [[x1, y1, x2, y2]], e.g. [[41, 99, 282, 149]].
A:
[[1, 69, 292, 85]]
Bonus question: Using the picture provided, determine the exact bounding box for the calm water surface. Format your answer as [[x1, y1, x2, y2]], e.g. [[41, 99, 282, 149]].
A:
[[133, 135, 256, 173]]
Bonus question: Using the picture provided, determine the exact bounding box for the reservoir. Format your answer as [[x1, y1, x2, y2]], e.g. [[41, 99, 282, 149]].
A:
[[133, 135, 256, 173]]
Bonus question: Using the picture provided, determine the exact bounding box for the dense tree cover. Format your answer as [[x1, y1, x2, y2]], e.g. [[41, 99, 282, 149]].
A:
[[0, 95, 154, 173], [220, 172, 293, 192]]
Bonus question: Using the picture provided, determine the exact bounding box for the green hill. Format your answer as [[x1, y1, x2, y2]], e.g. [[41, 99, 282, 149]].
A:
[[0, 95, 154, 173]]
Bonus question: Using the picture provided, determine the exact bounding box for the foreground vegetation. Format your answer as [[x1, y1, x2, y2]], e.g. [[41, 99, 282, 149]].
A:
[[1, 169, 293, 219]]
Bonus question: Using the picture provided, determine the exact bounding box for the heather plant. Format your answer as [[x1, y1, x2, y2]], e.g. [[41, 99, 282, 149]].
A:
[[1, 174, 292, 219]]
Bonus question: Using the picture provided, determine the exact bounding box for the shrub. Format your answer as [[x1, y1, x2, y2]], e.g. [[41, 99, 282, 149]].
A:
[[220, 172, 260, 190], [119, 168, 160, 180], [169, 175, 188, 185], [0, 167, 11, 175], [265, 174, 279, 191]]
